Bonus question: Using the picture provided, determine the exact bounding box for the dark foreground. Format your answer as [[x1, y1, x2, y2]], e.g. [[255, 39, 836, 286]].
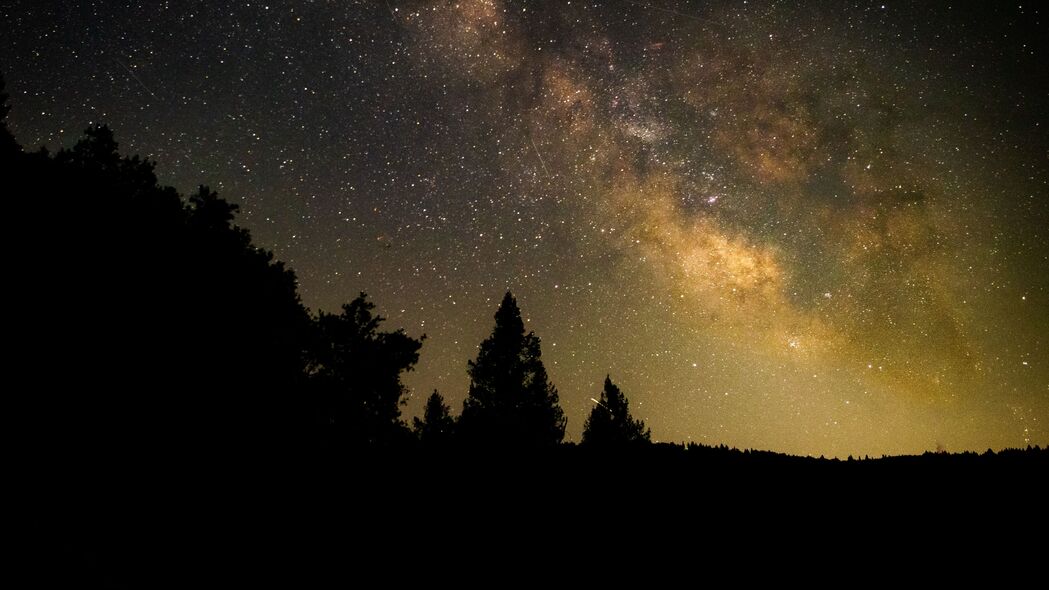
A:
[[28, 444, 1047, 585]]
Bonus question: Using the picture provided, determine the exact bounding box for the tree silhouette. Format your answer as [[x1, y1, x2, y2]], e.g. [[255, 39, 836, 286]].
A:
[[5, 111, 318, 461], [581, 376, 650, 446], [178, 184, 312, 447], [413, 390, 456, 445], [309, 294, 423, 448], [459, 291, 566, 447], [3, 68, 450, 462]]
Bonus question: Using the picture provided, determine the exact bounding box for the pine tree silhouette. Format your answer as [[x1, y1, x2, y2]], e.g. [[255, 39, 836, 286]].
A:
[[459, 292, 566, 447], [581, 376, 650, 446], [413, 390, 456, 445]]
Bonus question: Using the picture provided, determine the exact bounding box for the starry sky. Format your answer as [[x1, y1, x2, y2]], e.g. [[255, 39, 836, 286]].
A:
[[4, 0, 1047, 457]]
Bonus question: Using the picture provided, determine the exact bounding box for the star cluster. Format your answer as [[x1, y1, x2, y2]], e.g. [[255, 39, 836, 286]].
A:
[[3, 0, 1047, 456]]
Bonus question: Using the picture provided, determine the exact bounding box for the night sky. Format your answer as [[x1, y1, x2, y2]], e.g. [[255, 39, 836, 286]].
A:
[[4, 0, 1047, 457]]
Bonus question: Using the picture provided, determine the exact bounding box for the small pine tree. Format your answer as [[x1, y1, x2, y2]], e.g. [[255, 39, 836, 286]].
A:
[[581, 376, 650, 446], [459, 292, 566, 447], [414, 390, 456, 444]]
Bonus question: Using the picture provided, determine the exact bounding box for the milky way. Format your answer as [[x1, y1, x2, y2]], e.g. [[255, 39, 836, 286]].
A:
[[3, 1, 1047, 455]]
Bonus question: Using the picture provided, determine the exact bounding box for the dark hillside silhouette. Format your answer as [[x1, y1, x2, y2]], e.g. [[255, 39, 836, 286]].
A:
[[5, 72, 1048, 587], [15, 123, 313, 462], [458, 292, 566, 447], [1, 75, 426, 463]]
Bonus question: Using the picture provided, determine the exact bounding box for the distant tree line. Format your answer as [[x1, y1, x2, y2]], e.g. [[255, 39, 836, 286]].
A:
[[2, 73, 648, 464]]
